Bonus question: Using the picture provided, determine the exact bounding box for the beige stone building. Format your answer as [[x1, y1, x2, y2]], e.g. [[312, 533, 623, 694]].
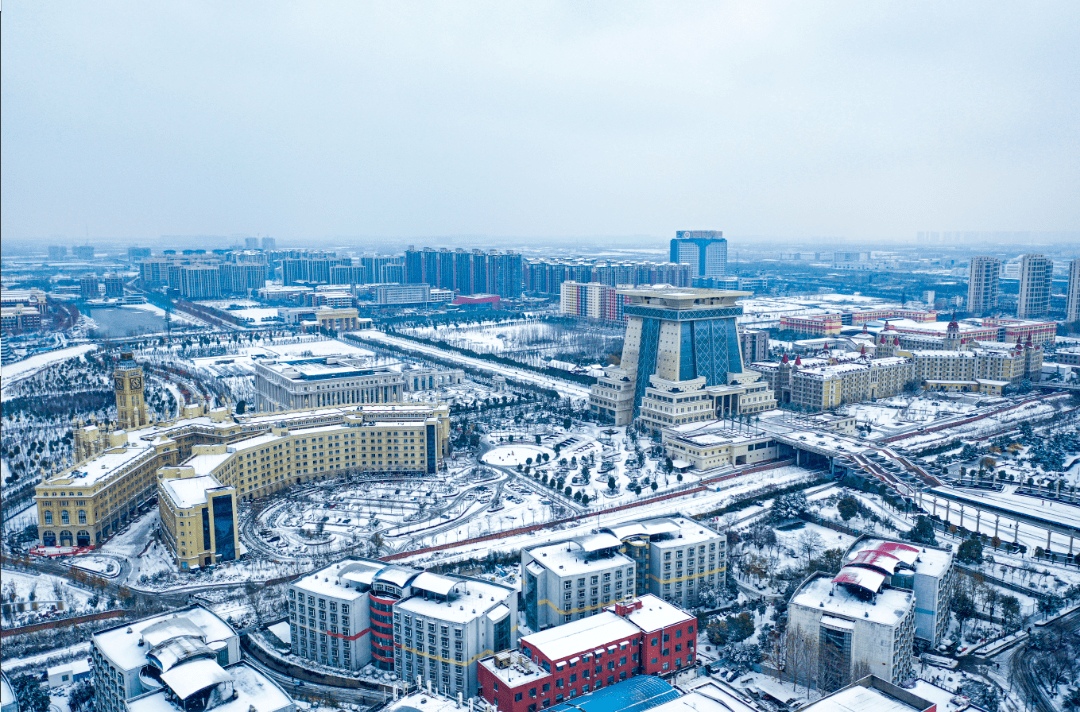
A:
[[35, 356, 450, 565]]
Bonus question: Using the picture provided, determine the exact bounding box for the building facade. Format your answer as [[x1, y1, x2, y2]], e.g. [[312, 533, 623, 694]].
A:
[[1068, 259, 1080, 324], [1017, 253, 1051, 319], [521, 518, 725, 632], [669, 231, 727, 278], [967, 256, 1001, 316], [254, 357, 406, 411], [589, 287, 774, 427]]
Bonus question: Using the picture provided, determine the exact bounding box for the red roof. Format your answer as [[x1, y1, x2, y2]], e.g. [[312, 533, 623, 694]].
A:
[[848, 549, 902, 575], [871, 541, 919, 565], [832, 566, 886, 593]]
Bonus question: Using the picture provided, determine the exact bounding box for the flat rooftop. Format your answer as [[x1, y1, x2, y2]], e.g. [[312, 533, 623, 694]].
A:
[[791, 575, 913, 627], [161, 475, 226, 509], [522, 611, 640, 662], [528, 540, 634, 578]]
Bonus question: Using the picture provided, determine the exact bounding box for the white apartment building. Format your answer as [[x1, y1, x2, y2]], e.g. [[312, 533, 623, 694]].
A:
[[788, 573, 915, 692], [288, 559, 516, 698], [1067, 259, 1080, 324], [843, 537, 956, 646]]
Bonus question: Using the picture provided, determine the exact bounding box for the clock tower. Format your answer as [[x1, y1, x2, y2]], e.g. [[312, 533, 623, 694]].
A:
[[114, 352, 151, 430]]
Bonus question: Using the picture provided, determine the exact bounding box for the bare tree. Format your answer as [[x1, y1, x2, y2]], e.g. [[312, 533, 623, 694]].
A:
[[797, 530, 824, 570]]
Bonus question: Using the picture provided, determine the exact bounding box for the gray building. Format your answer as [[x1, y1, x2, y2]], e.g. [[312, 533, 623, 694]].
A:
[[1017, 253, 1051, 319], [967, 256, 1001, 317], [254, 356, 406, 411]]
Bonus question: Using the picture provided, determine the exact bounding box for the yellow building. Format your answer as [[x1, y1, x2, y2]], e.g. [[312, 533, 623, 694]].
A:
[[35, 357, 451, 560], [158, 455, 239, 570]]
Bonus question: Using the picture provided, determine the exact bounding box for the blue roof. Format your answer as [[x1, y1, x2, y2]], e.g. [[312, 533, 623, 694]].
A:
[[549, 676, 678, 712]]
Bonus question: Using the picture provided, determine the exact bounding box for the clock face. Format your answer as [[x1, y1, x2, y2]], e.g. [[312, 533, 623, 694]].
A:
[[115, 377, 126, 391], [130, 377, 143, 390]]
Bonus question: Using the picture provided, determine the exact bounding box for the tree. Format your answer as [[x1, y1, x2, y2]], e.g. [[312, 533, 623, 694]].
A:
[[1000, 595, 1023, 631], [903, 516, 938, 546], [951, 590, 976, 635], [836, 496, 859, 522], [707, 612, 755, 645], [11, 675, 50, 712], [608, 475, 617, 491], [651, 482, 659, 492], [773, 492, 809, 523], [235, 399, 247, 415], [797, 530, 824, 569], [1038, 594, 1063, 619], [956, 534, 984, 565], [812, 548, 846, 575], [69, 679, 94, 712]]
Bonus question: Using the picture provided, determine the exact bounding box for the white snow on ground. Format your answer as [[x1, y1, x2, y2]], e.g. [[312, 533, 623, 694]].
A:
[[70, 555, 122, 578], [98, 510, 158, 558], [396, 465, 821, 566], [482, 444, 556, 467], [889, 397, 1068, 450], [194, 300, 280, 323], [349, 330, 592, 401], [189, 336, 378, 375], [268, 621, 292, 645], [0, 568, 101, 624], [0, 642, 92, 673], [1, 344, 98, 399]]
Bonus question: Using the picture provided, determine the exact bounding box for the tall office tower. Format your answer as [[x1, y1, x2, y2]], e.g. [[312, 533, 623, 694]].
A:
[[1017, 253, 1052, 319], [670, 230, 727, 278], [1068, 259, 1080, 324], [48, 245, 68, 260], [261, 236, 276, 250], [966, 256, 1001, 316], [618, 287, 746, 416]]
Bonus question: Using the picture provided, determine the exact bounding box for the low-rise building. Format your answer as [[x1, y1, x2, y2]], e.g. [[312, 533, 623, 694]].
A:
[[662, 422, 783, 472], [477, 595, 697, 712], [91, 605, 242, 712], [254, 357, 406, 411]]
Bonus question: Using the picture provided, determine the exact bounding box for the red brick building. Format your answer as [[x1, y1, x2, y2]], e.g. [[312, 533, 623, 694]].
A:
[[477, 595, 695, 712]]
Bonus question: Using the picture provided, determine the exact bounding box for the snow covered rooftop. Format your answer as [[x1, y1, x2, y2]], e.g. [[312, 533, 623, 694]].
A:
[[527, 540, 634, 577], [479, 653, 550, 689], [396, 579, 512, 624], [610, 594, 693, 632], [791, 575, 913, 627], [160, 658, 232, 700], [161, 475, 228, 509], [293, 568, 368, 601], [93, 606, 236, 671], [126, 663, 294, 712], [799, 684, 927, 712], [523, 611, 640, 662], [832, 566, 886, 594]]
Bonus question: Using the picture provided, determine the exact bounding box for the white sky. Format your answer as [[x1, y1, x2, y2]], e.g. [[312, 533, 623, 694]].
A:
[[2, 2, 1078, 243]]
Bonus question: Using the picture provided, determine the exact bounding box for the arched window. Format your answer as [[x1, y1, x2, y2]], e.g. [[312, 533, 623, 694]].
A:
[[59, 530, 73, 545], [44, 511, 53, 525], [61, 510, 70, 525], [78, 510, 87, 524]]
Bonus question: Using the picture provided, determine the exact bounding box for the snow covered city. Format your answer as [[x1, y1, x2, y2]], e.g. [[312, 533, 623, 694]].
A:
[[2, 5, 1079, 712]]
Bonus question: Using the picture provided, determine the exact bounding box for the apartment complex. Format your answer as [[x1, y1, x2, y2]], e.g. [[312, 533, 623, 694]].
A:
[[669, 230, 727, 278], [521, 517, 725, 632], [405, 247, 524, 299], [287, 558, 516, 697], [478, 595, 697, 712], [524, 260, 691, 296], [588, 287, 775, 427], [787, 572, 915, 691], [1017, 253, 1052, 319], [560, 282, 632, 323], [967, 256, 1001, 316]]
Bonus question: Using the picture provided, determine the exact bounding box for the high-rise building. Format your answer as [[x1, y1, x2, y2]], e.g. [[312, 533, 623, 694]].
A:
[[966, 256, 1001, 316], [72, 245, 95, 260], [245, 236, 260, 249], [79, 275, 100, 300], [48, 245, 67, 260], [261, 236, 276, 250], [103, 273, 124, 298], [127, 246, 151, 261], [1067, 259, 1080, 324], [1017, 253, 1052, 319], [669, 230, 727, 278]]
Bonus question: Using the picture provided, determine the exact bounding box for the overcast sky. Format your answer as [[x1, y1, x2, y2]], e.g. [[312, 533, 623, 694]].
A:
[[2, 2, 1078, 245]]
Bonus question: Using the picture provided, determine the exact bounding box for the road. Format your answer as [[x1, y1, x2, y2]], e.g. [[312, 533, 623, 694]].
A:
[[1007, 608, 1080, 712]]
